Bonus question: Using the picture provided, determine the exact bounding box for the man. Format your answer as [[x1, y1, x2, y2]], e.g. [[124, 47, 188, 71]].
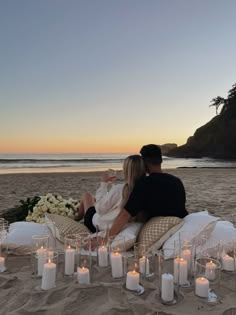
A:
[[108, 144, 188, 239]]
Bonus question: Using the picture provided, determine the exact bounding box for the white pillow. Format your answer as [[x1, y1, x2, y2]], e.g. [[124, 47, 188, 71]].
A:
[[112, 222, 143, 250], [163, 211, 219, 254], [93, 222, 143, 252], [201, 220, 236, 253], [2, 222, 50, 254]]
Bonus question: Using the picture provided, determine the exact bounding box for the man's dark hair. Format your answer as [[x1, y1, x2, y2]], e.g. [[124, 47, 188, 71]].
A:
[[140, 144, 163, 165]]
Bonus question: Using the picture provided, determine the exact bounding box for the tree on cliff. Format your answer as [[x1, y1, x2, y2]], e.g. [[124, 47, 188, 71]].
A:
[[210, 96, 225, 115], [210, 82, 236, 116]]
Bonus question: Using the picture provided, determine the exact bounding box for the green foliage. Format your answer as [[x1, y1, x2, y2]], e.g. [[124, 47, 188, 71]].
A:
[[1, 196, 40, 224]]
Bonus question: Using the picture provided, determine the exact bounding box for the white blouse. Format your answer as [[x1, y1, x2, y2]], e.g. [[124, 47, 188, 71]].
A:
[[92, 182, 124, 231]]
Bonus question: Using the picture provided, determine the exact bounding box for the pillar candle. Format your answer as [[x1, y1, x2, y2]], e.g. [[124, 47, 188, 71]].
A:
[[126, 270, 140, 291], [174, 257, 188, 285], [221, 254, 235, 271], [0, 256, 5, 270], [77, 267, 90, 284], [139, 256, 150, 275], [98, 246, 108, 267], [110, 252, 123, 278], [195, 277, 209, 298], [36, 246, 47, 276], [205, 260, 217, 280], [181, 249, 192, 270], [41, 260, 56, 290], [161, 273, 174, 302], [65, 246, 75, 275]]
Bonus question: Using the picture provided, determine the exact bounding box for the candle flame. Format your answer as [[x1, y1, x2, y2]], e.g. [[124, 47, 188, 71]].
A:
[[48, 259, 51, 264], [68, 245, 71, 249], [41, 246, 43, 249]]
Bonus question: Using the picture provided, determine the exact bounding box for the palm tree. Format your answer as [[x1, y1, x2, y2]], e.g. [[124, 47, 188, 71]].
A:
[[210, 96, 225, 115]]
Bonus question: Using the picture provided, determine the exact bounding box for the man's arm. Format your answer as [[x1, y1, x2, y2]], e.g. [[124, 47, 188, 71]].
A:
[[108, 208, 131, 238]]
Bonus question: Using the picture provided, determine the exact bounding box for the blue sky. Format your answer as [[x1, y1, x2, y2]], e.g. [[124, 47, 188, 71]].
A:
[[0, 0, 236, 153]]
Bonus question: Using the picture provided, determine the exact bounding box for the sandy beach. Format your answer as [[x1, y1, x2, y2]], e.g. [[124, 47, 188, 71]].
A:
[[1, 168, 236, 218], [1, 168, 236, 315]]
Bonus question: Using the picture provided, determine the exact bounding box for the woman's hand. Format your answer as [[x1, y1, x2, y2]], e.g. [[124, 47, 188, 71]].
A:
[[101, 172, 110, 182]]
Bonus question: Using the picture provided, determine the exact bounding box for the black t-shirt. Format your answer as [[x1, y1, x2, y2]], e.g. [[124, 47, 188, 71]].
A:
[[125, 172, 188, 219]]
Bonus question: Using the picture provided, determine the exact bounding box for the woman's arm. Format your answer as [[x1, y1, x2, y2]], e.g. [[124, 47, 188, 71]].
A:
[[95, 184, 123, 215]]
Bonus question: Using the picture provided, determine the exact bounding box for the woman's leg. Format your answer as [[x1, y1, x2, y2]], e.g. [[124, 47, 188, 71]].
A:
[[77, 192, 95, 220]]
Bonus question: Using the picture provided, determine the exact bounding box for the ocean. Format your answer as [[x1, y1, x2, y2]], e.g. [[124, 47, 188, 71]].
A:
[[1, 153, 236, 174]]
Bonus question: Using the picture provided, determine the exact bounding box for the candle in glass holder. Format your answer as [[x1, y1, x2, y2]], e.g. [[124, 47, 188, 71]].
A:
[[65, 246, 75, 275], [36, 246, 47, 276], [221, 254, 235, 271], [77, 267, 90, 284], [161, 273, 174, 302], [110, 252, 123, 278], [126, 270, 140, 290], [139, 256, 150, 275], [181, 249, 191, 270], [41, 259, 56, 290], [195, 277, 209, 298], [98, 246, 108, 267], [174, 257, 188, 285], [0, 256, 5, 270], [205, 260, 217, 280]]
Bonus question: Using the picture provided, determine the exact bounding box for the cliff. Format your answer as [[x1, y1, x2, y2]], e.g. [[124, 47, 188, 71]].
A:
[[167, 83, 236, 159]]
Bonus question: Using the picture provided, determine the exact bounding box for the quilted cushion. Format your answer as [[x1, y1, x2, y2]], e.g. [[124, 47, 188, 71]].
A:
[[137, 216, 184, 253], [46, 213, 89, 242]]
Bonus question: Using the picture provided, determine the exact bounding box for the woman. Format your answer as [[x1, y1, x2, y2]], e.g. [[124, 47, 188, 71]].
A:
[[78, 155, 146, 233]]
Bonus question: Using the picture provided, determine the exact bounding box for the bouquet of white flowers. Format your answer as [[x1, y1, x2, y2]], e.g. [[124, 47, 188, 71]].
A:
[[25, 193, 80, 224]]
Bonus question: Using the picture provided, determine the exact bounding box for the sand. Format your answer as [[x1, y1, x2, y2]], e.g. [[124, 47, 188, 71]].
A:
[[1, 168, 236, 218], [0, 169, 236, 314]]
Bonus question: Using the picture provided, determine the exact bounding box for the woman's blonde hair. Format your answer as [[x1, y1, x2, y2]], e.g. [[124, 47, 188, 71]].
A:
[[121, 155, 146, 207]]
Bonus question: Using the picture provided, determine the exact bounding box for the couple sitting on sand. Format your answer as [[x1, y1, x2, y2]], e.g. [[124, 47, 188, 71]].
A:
[[78, 144, 188, 245]]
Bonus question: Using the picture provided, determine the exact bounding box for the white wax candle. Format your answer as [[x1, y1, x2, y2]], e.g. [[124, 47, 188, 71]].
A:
[[98, 246, 108, 267], [221, 254, 235, 271], [181, 249, 192, 270], [65, 246, 75, 275], [0, 256, 5, 270], [77, 267, 90, 284], [41, 260, 56, 290], [161, 273, 174, 302], [110, 252, 123, 278], [195, 277, 209, 298], [126, 270, 140, 291], [205, 260, 217, 280], [36, 246, 47, 276], [139, 256, 150, 275], [174, 257, 188, 285]]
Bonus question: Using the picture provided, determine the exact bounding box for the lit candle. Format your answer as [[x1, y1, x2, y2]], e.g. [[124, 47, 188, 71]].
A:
[[139, 256, 150, 275], [205, 260, 217, 280], [77, 267, 90, 284], [110, 252, 123, 278], [174, 257, 188, 285], [98, 246, 108, 267], [126, 270, 140, 291], [195, 277, 209, 298], [161, 273, 174, 302], [41, 259, 56, 290], [65, 246, 75, 275], [181, 249, 192, 270], [221, 254, 235, 271], [36, 246, 47, 276], [0, 256, 5, 271]]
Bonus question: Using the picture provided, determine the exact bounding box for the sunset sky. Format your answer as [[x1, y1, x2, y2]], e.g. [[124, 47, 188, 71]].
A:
[[1, 0, 236, 154]]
